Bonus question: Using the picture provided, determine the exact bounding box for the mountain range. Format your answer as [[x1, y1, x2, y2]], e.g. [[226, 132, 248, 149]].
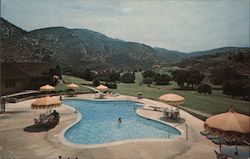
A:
[[1, 18, 249, 75]]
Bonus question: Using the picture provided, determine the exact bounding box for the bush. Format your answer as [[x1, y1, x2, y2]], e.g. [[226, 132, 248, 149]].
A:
[[93, 79, 100, 87], [154, 73, 171, 85], [105, 82, 117, 89], [223, 80, 245, 98], [143, 77, 153, 86], [83, 69, 94, 81], [142, 70, 157, 78], [197, 83, 212, 95], [120, 72, 135, 83]]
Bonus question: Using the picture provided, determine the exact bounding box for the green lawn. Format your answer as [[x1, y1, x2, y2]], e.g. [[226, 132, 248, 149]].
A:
[[62, 75, 93, 85], [115, 73, 250, 116], [62, 74, 250, 116], [55, 83, 95, 93]]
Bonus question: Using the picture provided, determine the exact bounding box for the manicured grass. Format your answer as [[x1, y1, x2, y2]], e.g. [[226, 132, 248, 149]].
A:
[[55, 83, 95, 93], [116, 73, 250, 116], [62, 75, 93, 85], [62, 74, 250, 115]]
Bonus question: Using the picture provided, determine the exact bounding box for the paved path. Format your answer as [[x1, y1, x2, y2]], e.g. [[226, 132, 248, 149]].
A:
[[0, 94, 220, 159]]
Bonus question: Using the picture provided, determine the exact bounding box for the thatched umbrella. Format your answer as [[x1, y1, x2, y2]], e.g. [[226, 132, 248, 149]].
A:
[[159, 93, 185, 107], [67, 83, 79, 90], [39, 84, 55, 92], [204, 107, 250, 154], [96, 84, 108, 92], [31, 96, 62, 109]]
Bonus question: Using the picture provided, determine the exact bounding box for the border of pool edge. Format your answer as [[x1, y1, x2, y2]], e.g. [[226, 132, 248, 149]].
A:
[[58, 98, 184, 148]]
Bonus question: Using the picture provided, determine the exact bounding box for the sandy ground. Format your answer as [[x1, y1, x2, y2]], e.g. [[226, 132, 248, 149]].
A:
[[0, 94, 227, 159]]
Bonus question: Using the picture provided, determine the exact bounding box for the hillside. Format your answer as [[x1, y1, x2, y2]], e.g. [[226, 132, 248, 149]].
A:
[[0, 18, 53, 63], [1, 18, 249, 77], [154, 47, 189, 63], [188, 47, 250, 57], [173, 49, 250, 75], [28, 27, 170, 74]]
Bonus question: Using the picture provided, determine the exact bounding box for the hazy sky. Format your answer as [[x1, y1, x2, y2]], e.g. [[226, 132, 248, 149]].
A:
[[2, 0, 250, 52]]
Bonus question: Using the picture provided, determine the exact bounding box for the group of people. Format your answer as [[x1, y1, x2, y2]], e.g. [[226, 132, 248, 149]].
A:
[[34, 110, 60, 127]]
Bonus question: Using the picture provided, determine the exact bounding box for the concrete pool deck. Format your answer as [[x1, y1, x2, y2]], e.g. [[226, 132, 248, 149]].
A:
[[1, 94, 220, 159]]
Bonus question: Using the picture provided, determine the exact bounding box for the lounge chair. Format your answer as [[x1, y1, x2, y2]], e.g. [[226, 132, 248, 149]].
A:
[[149, 105, 162, 111], [211, 137, 229, 145], [206, 134, 219, 140]]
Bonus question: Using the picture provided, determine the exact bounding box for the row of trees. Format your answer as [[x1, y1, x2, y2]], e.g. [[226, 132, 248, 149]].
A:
[[223, 80, 250, 99], [210, 66, 250, 100], [142, 70, 171, 85], [82, 69, 136, 83], [171, 70, 204, 89]]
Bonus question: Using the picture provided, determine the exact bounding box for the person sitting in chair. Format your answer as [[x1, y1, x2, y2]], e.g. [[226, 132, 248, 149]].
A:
[[52, 110, 59, 118]]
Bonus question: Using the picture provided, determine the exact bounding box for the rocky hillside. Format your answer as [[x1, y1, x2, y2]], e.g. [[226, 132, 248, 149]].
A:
[[1, 17, 249, 77], [28, 27, 169, 74], [174, 48, 250, 75], [1, 18, 53, 63], [154, 47, 190, 62]]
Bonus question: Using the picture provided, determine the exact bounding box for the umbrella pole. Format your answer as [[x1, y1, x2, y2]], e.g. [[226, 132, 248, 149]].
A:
[[185, 123, 188, 140], [235, 141, 238, 155]]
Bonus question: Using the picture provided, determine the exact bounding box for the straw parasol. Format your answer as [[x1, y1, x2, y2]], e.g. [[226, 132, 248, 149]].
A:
[[204, 108, 250, 140], [39, 84, 55, 92], [96, 84, 108, 92], [31, 96, 62, 109], [204, 107, 250, 154], [67, 83, 79, 90], [159, 93, 185, 106]]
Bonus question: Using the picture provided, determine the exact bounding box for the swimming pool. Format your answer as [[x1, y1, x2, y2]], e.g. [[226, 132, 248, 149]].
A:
[[63, 99, 181, 145]]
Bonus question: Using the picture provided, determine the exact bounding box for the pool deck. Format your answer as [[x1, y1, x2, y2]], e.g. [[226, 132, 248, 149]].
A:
[[0, 93, 219, 159]]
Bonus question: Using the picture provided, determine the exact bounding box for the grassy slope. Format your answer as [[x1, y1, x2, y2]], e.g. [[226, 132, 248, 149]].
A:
[[115, 72, 250, 115], [62, 75, 93, 85], [62, 73, 250, 115], [57, 75, 95, 93]]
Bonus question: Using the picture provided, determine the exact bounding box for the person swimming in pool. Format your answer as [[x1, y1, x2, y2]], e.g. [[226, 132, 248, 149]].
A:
[[118, 117, 122, 124]]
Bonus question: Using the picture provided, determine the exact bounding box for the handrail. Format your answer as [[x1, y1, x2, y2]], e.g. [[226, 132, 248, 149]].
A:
[[174, 122, 188, 140]]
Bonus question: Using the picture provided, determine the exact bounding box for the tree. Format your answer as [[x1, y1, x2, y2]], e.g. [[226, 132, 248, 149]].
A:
[[109, 71, 120, 82], [197, 83, 212, 95], [243, 85, 250, 100], [171, 70, 189, 89], [120, 72, 135, 83], [143, 77, 153, 86], [105, 82, 117, 89], [93, 79, 100, 87], [210, 67, 242, 85], [154, 73, 171, 85], [142, 70, 157, 78], [223, 80, 245, 98], [83, 69, 94, 81], [188, 70, 204, 89]]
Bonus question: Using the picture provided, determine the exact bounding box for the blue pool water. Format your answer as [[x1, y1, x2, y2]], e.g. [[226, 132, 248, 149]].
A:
[[64, 99, 181, 145]]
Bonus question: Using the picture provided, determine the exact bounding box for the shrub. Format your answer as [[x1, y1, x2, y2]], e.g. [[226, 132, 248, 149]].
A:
[[197, 83, 212, 95], [105, 82, 117, 89], [143, 77, 153, 86], [93, 79, 100, 87]]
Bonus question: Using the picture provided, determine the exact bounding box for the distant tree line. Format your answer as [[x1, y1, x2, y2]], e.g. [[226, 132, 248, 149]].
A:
[[171, 70, 204, 89], [210, 66, 250, 100], [142, 70, 171, 86], [81, 69, 136, 89]]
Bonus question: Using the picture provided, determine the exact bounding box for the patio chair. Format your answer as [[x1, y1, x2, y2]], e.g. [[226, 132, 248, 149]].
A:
[[214, 150, 228, 159], [200, 130, 210, 136], [206, 134, 219, 140]]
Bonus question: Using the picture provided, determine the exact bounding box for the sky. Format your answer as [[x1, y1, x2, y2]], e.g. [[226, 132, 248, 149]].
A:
[[1, 0, 250, 52]]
